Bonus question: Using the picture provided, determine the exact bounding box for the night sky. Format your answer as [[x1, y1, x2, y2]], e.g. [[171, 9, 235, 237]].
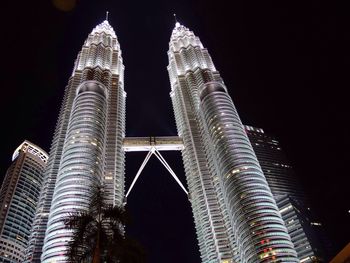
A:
[[0, 0, 349, 261]]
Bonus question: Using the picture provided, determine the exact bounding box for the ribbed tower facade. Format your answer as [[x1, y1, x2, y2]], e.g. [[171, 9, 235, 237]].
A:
[[0, 141, 48, 262], [25, 20, 126, 263], [168, 22, 298, 262]]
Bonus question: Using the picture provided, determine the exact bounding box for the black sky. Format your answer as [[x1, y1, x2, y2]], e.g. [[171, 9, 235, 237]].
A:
[[0, 0, 349, 261]]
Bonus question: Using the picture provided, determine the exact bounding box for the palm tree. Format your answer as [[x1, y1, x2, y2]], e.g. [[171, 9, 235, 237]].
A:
[[63, 184, 146, 263]]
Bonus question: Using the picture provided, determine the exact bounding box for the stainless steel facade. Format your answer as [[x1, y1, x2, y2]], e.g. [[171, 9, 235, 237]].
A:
[[0, 141, 48, 263], [168, 22, 298, 262], [25, 20, 126, 262]]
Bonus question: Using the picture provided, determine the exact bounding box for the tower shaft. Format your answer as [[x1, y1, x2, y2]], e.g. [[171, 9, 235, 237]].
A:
[[25, 20, 126, 263], [168, 23, 298, 262]]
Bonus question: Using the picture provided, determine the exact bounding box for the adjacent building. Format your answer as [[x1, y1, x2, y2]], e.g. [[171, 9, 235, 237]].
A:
[[245, 125, 327, 262], [167, 22, 298, 262], [0, 141, 48, 262], [244, 125, 305, 201], [25, 20, 126, 263]]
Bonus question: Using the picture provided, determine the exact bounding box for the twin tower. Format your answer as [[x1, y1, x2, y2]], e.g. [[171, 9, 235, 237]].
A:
[[24, 20, 299, 262]]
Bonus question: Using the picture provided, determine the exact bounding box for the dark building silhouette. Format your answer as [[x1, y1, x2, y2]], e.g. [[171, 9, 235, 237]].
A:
[[245, 125, 331, 262]]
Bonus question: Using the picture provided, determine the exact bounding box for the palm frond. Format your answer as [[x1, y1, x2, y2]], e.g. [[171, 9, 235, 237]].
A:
[[63, 184, 146, 262], [103, 205, 130, 225], [89, 183, 108, 215], [64, 212, 94, 229]]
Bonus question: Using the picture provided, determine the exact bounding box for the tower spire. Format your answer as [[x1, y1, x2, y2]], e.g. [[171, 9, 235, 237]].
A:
[[173, 13, 180, 28], [106, 11, 109, 21]]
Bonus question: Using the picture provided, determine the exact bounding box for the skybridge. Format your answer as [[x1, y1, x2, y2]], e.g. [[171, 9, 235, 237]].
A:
[[123, 136, 188, 200]]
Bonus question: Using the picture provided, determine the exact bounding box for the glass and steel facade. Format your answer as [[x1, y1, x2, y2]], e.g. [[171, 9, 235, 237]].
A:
[[277, 196, 324, 262], [245, 125, 326, 262], [0, 141, 48, 263], [25, 20, 126, 262], [244, 125, 305, 201], [168, 22, 298, 262]]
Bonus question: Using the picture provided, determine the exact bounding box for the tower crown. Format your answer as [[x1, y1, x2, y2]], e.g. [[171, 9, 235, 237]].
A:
[[91, 20, 116, 38], [167, 21, 215, 81], [169, 22, 204, 53], [73, 19, 124, 77], [170, 22, 195, 41]]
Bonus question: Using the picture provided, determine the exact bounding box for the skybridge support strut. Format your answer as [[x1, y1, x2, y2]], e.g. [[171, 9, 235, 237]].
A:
[[153, 149, 188, 195], [125, 150, 153, 198]]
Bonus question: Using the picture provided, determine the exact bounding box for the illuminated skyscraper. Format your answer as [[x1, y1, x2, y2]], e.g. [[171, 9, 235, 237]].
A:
[[0, 141, 48, 262], [25, 19, 126, 263], [168, 22, 298, 262], [21, 16, 302, 263]]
